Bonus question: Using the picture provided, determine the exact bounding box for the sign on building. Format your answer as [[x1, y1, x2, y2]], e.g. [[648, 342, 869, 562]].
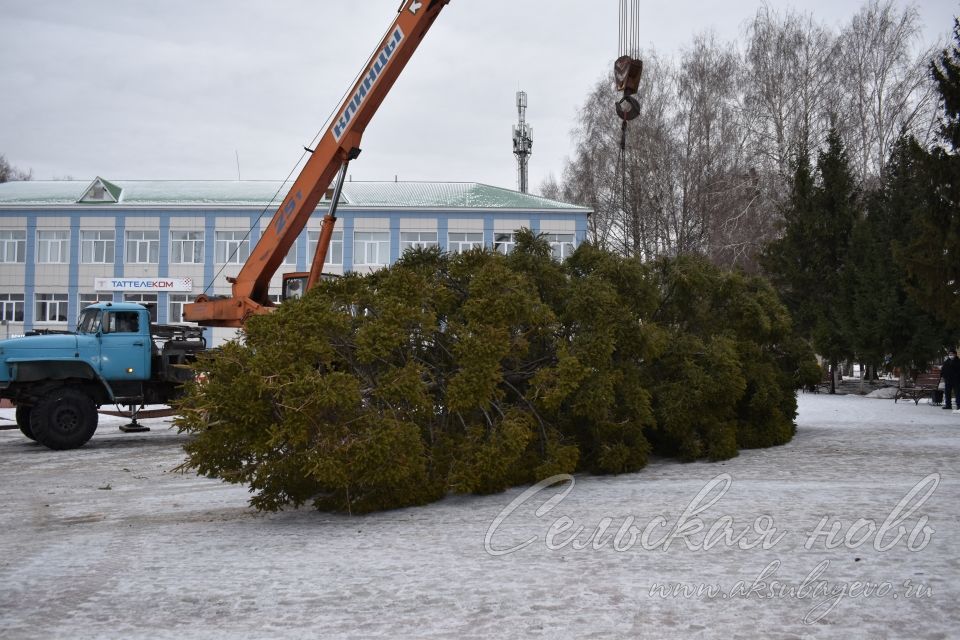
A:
[[94, 278, 193, 292]]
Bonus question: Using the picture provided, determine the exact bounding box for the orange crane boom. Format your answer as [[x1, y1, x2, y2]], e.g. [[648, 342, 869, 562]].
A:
[[185, 0, 451, 327]]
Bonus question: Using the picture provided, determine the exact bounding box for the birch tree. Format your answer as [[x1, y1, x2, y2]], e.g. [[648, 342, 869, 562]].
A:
[[836, 0, 938, 185], [741, 6, 837, 179], [0, 155, 32, 182]]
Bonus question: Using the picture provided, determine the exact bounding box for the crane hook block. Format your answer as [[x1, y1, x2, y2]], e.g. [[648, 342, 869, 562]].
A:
[[614, 55, 643, 95], [616, 95, 642, 122]]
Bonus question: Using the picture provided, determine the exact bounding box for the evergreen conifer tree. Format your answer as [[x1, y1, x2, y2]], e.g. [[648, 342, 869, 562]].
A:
[[762, 131, 860, 391], [847, 138, 948, 372], [810, 129, 860, 384], [761, 141, 820, 338], [900, 20, 960, 333], [176, 236, 817, 513]]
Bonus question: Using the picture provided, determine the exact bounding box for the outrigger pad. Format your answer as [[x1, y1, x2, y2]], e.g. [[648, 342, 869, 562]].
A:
[[119, 422, 150, 433]]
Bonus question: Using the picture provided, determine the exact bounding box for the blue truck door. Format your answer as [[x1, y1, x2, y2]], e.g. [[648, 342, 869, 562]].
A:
[[99, 310, 151, 381]]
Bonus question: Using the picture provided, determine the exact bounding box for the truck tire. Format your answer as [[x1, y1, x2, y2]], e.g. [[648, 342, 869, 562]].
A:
[[29, 389, 98, 450], [15, 405, 36, 441]]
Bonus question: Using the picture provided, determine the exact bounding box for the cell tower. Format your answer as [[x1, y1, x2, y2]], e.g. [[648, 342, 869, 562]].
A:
[[512, 91, 533, 193]]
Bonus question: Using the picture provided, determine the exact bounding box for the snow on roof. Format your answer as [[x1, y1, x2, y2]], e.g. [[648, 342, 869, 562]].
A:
[[0, 180, 586, 211]]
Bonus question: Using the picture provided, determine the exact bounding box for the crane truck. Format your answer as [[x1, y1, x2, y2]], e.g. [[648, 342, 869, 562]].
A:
[[184, 0, 452, 327], [0, 0, 452, 449]]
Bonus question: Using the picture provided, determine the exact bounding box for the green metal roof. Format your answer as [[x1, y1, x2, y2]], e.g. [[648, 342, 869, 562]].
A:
[[0, 180, 587, 212]]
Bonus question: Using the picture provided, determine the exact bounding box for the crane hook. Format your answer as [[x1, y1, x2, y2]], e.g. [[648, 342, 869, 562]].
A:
[[614, 55, 643, 122]]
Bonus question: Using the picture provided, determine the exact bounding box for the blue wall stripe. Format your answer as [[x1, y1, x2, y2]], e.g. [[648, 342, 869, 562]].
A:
[[296, 229, 308, 273], [23, 218, 36, 331], [248, 213, 261, 256], [158, 217, 170, 278], [575, 214, 588, 246], [203, 217, 216, 294], [67, 218, 80, 330], [112, 217, 125, 303], [342, 218, 355, 271], [483, 214, 495, 250], [203, 216, 216, 344], [157, 215, 170, 323], [389, 216, 400, 264], [437, 217, 448, 251]]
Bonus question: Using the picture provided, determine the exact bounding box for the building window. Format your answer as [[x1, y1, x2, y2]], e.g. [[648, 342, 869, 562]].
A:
[[216, 231, 250, 264], [494, 232, 517, 255], [283, 243, 296, 266], [126, 230, 159, 264], [400, 231, 438, 253], [80, 230, 115, 264], [171, 231, 204, 264], [37, 230, 69, 264], [124, 293, 158, 322], [543, 233, 576, 261], [448, 232, 483, 254], [353, 231, 390, 266], [0, 293, 24, 321], [307, 230, 343, 265], [80, 293, 113, 309], [0, 230, 25, 263], [168, 294, 196, 324], [35, 293, 68, 323]]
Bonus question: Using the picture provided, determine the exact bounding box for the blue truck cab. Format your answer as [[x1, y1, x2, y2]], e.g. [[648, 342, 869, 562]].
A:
[[75, 303, 153, 381], [0, 302, 206, 450]]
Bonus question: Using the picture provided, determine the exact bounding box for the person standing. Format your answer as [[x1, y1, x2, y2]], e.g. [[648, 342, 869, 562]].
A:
[[941, 348, 960, 410]]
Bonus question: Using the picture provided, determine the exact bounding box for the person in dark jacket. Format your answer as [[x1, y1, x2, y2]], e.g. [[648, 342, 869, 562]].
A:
[[941, 348, 960, 410]]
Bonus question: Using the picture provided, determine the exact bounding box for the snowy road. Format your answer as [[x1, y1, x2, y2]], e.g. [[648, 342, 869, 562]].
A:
[[1, 394, 958, 639]]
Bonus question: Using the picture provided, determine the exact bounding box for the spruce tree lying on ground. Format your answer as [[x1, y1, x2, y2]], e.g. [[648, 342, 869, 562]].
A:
[[176, 231, 818, 513]]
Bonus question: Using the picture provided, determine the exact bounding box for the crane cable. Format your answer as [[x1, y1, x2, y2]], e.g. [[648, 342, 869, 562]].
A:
[[615, 0, 641, 256], [614, 126, 628, 253], [618, 0, 640, 59], [200, 17, 401, 297]]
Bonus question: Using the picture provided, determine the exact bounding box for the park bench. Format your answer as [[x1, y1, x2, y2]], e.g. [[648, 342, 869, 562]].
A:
[[894, 369, 942, 405], [809, 369, 834, 393]]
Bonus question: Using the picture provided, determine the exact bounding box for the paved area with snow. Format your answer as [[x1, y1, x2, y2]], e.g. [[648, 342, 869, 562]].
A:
[[1, 394, 959, 639]]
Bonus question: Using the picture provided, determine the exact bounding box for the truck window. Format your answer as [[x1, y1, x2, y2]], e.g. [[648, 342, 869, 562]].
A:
[[77, 309, 102, 334], [105, 311, 140, 334]]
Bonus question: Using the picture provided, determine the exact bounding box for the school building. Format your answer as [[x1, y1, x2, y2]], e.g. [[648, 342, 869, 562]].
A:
[[0, 177, 590, 345]]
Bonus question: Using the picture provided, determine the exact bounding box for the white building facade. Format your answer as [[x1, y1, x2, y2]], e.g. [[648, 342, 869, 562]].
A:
[[0, 178, 590, 345]]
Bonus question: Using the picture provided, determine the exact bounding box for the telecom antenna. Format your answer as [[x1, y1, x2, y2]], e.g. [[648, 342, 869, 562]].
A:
[[512, 91, 533, 193]]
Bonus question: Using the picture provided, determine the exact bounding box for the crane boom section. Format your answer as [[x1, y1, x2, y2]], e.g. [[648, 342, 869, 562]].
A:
[[185, 0, 451, 327]]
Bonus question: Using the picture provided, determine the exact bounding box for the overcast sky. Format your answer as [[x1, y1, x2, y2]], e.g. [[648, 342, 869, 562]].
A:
[[1, 0, 955, 194]]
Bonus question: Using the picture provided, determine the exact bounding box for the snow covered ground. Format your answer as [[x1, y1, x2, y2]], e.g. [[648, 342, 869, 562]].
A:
[[1, 393, 958, 640]]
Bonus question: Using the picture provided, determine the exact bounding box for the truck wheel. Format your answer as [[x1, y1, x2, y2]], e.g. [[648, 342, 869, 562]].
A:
[[15, 405, 37, 441], [29, 389, 98, 450]]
